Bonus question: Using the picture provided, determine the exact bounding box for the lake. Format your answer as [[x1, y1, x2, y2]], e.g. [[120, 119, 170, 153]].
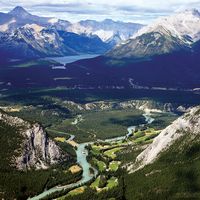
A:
[[45, 54, 99, 65]]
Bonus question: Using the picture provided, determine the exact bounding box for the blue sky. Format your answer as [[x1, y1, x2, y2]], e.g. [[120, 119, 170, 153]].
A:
[[0, 0, 200, 24]]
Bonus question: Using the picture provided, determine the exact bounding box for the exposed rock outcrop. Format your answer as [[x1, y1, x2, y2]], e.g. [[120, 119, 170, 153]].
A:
[[0, 111, 66, 170], [128, 106, 200, 173], [62, 99, 188, 113]]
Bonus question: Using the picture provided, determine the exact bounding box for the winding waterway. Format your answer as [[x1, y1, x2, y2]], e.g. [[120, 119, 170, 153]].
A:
[[29, 142, 97, 200], [29, 112, 155, 200]]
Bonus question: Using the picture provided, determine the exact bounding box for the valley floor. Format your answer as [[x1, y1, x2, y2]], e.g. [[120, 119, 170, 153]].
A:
[[0, 88, 199, 200]]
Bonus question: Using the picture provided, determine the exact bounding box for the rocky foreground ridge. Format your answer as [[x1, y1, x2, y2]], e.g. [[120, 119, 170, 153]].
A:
[[128, 106, 200, 173], [0, 111, 65, 170]]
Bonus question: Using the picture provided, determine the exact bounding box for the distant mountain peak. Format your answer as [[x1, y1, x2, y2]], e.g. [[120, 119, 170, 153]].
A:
[[9, 6, 30, 17], [10, 6, 27, 12]]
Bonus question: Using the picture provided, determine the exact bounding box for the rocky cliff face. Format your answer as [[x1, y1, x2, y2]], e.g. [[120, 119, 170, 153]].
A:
[[0, 111, 65, 170], [128, 106, 200, 173], [118, 100, 176, 113], [62, 99, 188, 113]]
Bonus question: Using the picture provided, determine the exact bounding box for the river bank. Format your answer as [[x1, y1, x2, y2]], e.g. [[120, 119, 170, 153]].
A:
[[29, 111, 155, 200]]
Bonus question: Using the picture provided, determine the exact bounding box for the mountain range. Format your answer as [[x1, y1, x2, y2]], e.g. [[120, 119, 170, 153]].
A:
[[0, 7, 200, 90], [62, 9, 200, 90], [108, 9, 200, 58], [0, 6, 143, 61]]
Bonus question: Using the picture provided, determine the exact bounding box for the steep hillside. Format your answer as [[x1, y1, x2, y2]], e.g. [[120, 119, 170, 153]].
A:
[[58, 31, 111, 54], [107, 28, 190, 59], [124, 106, 200, 199], [0, 24, 78, 59], [0, 110, 77, 199], [129, 106, 200, 172]]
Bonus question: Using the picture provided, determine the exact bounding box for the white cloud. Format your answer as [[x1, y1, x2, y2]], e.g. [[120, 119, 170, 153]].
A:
[[0, 0, 200, 23]]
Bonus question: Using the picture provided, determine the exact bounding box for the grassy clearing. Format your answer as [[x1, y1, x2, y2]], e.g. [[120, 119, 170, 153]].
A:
[[67, 186, 86, 196], [90, 148, 101, 156], [134, 133, 159, 144], [91, 143, 122, 152], [107, 177, 118, 189], [54, 137, 66, 143], [58, 187, 86, 199], [92, 144, 109, 151], [109, 161, 121, 172], [93, 158, 107, 172], [104, 147, 124, 159], [131, 127, 160, 144], [91, 176, 101, 189], [90, 176, 118, 192]]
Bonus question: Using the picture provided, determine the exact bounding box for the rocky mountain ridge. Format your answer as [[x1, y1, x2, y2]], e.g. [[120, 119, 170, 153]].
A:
[[0, 110, 65, 170]]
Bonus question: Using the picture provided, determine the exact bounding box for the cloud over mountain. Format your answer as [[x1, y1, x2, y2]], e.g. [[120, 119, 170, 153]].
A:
[[1, 0, 200, 23]]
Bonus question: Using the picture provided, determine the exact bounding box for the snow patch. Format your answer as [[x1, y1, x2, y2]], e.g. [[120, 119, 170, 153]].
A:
[[24, 23, 44, 32], [48, 18, 59, 24], [0, 18, 16, 32]]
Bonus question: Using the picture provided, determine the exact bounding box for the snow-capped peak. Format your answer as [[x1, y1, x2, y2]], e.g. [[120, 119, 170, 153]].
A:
[[67, 19, 143, 43], [133, 9, 200, 43]]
